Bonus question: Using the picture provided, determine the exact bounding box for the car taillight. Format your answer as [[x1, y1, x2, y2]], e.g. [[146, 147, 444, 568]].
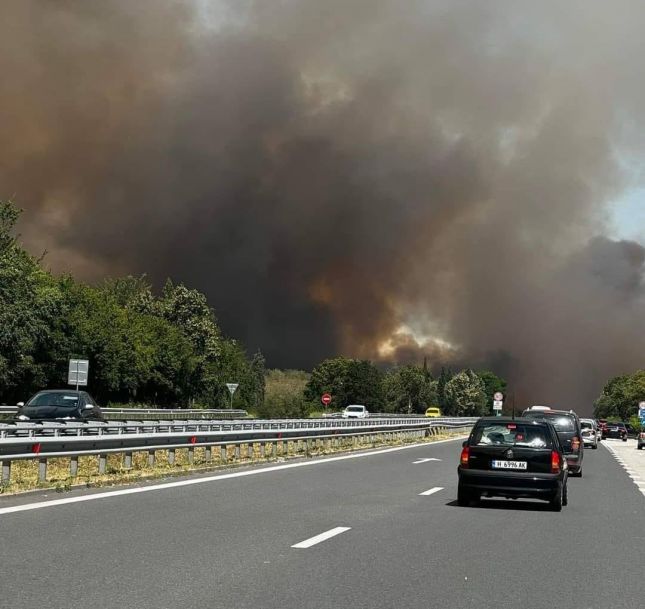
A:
[[460, 446, 469, 468], [571, 437, 580, 451], [551, 450, 560, 474]]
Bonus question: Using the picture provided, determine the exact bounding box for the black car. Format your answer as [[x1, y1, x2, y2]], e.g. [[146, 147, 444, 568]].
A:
[[624, 423, 637, 438], [604, 422, 628, 441], [458, 417, 568, 511], [521, 408, 584, 477], [17, 390, 104, 421]]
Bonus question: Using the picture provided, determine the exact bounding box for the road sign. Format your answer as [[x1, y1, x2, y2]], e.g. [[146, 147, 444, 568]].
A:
[[68, 359, 89, 389], [494, 392, 504, 401], [493, 400, 503, 410], [639, 402, 645, 423], [321, 393, 332, 406], [226, 383, 239, 409]]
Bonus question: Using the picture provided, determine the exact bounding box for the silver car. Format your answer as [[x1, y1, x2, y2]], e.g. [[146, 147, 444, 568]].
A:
[[580, 418, 598, 449]]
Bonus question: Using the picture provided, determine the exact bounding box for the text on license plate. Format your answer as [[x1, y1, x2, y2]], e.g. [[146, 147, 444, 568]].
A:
[[492, 460, 527, 470]]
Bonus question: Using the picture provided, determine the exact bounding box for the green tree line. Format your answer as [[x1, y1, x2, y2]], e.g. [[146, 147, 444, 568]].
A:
[[0, 201, 264, 408]]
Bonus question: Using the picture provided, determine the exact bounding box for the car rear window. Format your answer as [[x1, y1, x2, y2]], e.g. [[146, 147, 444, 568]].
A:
[[580, 421, 593, 430], [471, 423, 552, 448], [524, 413, 575, 432], [346, 406, 364, 412]]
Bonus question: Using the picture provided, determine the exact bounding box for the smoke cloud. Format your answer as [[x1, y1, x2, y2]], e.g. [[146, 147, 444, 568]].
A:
[[2, 0, 645, 413]]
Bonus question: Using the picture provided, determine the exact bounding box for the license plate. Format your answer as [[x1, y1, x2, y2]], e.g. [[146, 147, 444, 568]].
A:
[[492, 460, 527, 470]]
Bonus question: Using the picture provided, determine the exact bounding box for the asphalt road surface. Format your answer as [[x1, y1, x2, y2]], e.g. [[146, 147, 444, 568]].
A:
[[0, 438, 643, 609]]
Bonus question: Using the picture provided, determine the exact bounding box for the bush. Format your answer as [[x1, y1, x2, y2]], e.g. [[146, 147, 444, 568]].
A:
[[254, 393, 313, 419]]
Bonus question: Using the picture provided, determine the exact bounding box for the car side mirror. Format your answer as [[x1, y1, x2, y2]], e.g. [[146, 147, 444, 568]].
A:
[[17, 402, 24, 407], [462, 440, 468, 447]]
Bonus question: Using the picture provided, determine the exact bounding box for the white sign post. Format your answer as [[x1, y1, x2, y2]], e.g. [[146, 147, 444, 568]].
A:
[[68, 359, 89, 391], [639, 401, 645, 423], [226, 383, 239, 409], [493, 392, 504, 416]]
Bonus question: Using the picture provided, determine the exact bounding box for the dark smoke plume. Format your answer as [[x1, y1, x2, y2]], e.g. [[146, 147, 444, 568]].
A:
[[2, 0, 645, 413]]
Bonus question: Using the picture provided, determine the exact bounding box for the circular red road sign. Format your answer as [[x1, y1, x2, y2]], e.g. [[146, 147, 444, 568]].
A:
[[321, 393, 332, 406]]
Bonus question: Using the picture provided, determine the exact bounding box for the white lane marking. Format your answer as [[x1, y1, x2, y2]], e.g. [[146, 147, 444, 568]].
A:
[[413, 458, 442, 464], [291, 527, 351, 549], [419, 486, 444, 496], [0, 436, 464, 516]]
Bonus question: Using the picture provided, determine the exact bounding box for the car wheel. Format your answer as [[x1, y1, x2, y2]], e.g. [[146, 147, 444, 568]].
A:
[[550, 489, 563, 512], [570, 469, 582, 478], [457, 484, 472, 507], [562, 483, 568, 507], [622, 437, 627, 442], [638, 444, 643, 450], [592, 443, 598, 450]]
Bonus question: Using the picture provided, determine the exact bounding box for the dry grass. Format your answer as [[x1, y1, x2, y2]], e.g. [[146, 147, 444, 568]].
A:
[[0, 430, 463, 495]]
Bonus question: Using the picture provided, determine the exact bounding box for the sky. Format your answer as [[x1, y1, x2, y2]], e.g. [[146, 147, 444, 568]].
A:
[[611, 190, 645, 243]]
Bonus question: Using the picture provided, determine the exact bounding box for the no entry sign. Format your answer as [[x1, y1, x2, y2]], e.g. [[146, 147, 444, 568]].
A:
[[321, 393, 332, 406]]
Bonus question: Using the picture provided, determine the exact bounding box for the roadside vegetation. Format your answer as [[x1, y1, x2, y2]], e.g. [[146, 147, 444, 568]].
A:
[[1, 200, 506, 417], [594, 370, 645, 431]]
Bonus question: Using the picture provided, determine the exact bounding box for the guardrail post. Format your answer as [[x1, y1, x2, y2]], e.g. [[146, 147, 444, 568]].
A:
[[234, 444, 240, 460], [188, 447, 194, 464], [148, 450, 156, 468], [70, 456, 78, 478], [168, 448, 176, 466], [220, 445, 228, 463], [38, 458, 47, 482], [98, 454, 107, 475], [124, 452, 133, 469], [205, 446, 212, 462], [260, 443, 265, 458], [247, 443, 254, 459], [2, 460, 11, 483]]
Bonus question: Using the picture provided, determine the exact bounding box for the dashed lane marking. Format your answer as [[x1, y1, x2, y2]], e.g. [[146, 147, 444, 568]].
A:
[[419, 487, 444, 496], [603, 441, 645, 500], [291, 527, 351, 549]]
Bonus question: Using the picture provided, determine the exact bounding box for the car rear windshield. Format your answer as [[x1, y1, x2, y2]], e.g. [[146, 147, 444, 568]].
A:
[[27, 393, 80, 407], [580, 421, 593, 430], [524, 413, 575, 432], [346, 406, 364, 412], [471, 423, 552, 448]]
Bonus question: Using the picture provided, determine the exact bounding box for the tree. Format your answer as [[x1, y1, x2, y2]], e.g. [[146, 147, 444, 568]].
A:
[[383, 365, 437, 413], [477, 370, 508, 413], [436, 367, 453, 413], [305, 357, 383, 410], [444, 370, 487, 416], [594, 371, 645, 421], [0, 201, 65, 402]]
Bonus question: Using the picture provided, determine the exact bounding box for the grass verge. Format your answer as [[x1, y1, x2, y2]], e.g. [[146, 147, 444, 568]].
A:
[[0, 431, 465, 496]]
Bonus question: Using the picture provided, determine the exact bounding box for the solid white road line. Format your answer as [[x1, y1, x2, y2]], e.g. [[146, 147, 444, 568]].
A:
[[412, 458, 442, 464], [0, 436, 465, 516], [419, 487, 444, 496], [291, 527, 351, 549]]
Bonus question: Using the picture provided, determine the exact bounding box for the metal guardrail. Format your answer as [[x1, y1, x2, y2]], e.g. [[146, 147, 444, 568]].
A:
[[102, 408, 248, 420], [0, 417, 476, 485], [0, 406, 248, 420]]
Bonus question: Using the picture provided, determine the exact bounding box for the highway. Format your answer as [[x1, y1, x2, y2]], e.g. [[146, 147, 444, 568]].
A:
[[0, 438, 642, 609]]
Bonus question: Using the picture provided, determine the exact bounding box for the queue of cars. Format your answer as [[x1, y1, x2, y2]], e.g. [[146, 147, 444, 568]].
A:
[[456, 405, 638, 511]]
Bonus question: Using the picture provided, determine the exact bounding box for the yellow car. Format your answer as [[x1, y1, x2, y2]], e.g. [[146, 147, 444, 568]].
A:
[[425, 407, 442, 418]]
